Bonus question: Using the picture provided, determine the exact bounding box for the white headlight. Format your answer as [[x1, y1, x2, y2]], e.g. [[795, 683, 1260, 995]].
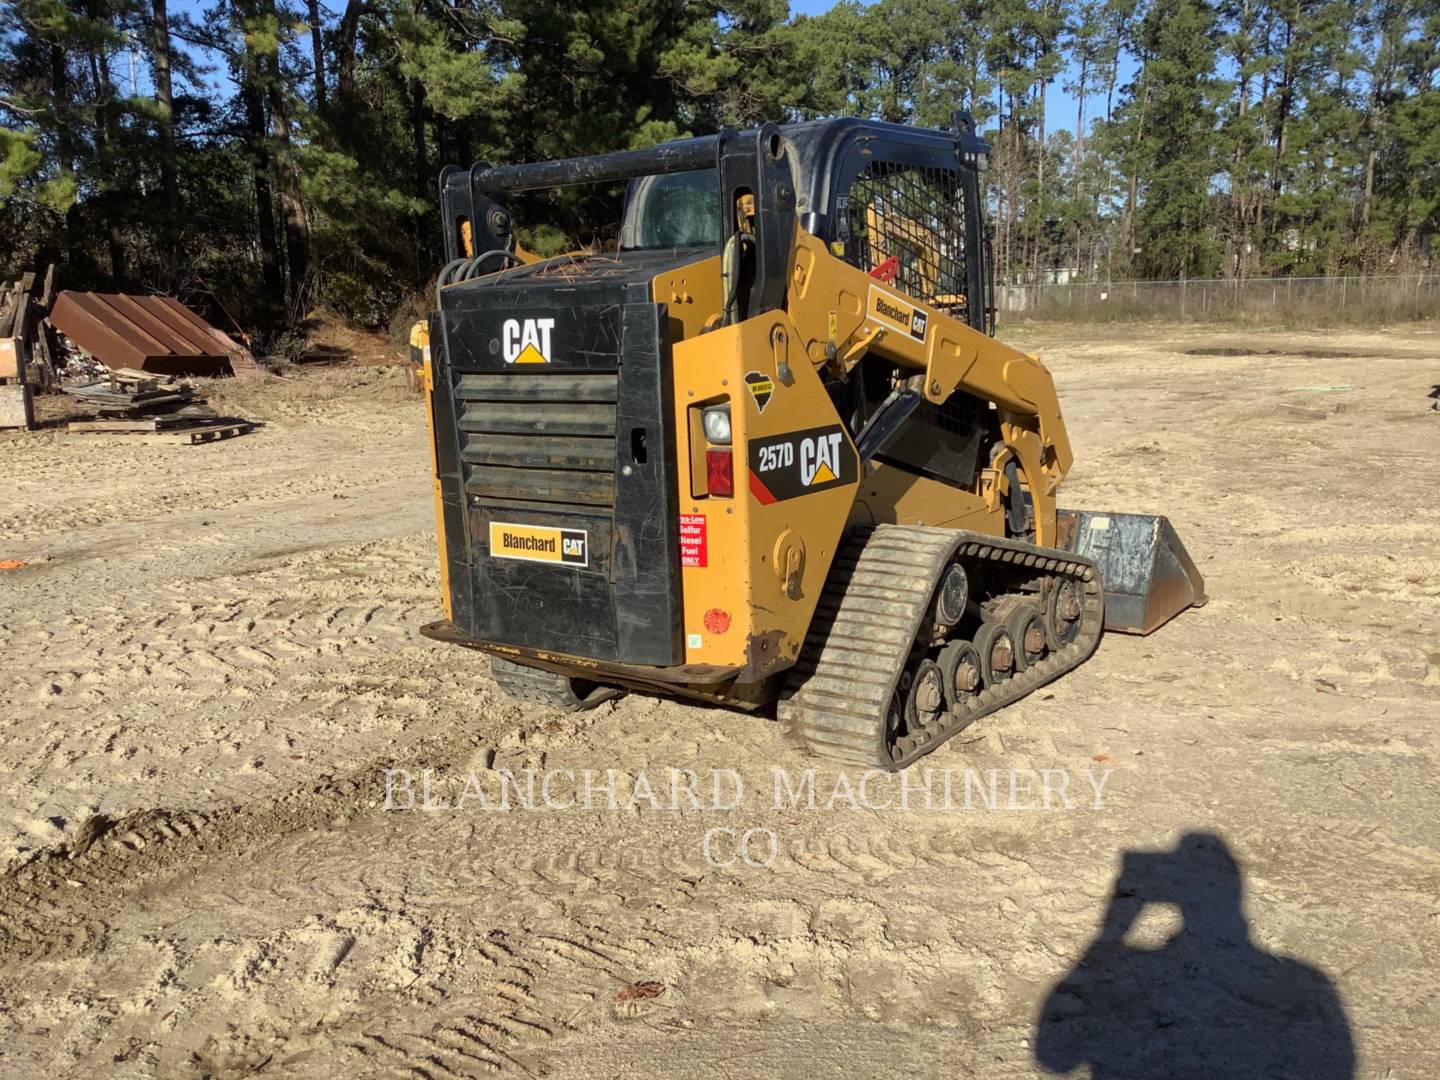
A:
[[702, 404, 732, 445]]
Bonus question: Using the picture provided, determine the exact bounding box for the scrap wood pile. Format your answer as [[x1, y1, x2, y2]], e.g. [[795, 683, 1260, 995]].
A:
[[0, 269, 58, 431], [64, 370, 257, 445]]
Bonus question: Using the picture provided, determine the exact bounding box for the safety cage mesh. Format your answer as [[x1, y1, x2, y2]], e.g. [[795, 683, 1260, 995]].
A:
[[844, 163, 971, 322]]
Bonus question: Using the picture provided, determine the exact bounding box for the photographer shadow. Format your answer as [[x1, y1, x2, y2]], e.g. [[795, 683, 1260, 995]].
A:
[[1035, 832, 1354, 1079]]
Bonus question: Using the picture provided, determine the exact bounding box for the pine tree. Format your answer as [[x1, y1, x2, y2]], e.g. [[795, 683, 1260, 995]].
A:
[[3, 0, 1437, 329], [1121, 0, 1224, 278]]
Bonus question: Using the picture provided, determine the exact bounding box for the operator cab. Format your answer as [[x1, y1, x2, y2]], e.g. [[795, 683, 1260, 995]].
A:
[[611, 118, 992, 333], [440, 115, 993, 334]]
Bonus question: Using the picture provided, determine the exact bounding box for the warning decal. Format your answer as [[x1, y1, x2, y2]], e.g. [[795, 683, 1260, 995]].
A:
[[489, 522, 588, 567], [679, 514, 708, 568], [748, 424, 858, 504]]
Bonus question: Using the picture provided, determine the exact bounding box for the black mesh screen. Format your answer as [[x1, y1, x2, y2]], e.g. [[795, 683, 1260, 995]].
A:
[[844, 162, 970, 321]]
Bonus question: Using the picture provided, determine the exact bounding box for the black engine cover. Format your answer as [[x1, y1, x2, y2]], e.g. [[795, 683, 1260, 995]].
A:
[[430, 257, 684, 666]]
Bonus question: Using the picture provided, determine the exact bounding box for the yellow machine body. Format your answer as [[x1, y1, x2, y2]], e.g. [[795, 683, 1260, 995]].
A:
[[418, 118, 1205, 764]]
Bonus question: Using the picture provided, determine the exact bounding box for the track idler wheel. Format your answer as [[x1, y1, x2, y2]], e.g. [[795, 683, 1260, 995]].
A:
[[930, 563, 970, 629], [938, 640, 982, 710], [973, 622, 1016, 686], [1006, 602, 1049, 672]]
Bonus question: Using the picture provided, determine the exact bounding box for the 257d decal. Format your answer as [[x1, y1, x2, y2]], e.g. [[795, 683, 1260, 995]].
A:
[[748, 424, 858, 504]]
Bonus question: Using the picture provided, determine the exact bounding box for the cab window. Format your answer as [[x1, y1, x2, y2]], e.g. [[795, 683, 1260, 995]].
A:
[[620, 169, 720, 251]]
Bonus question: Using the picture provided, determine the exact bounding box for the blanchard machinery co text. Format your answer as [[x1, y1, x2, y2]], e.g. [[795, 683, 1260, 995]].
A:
[[383, 766, 1116, 815]]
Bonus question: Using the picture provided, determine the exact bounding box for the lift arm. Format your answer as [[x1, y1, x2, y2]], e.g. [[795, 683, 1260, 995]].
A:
[[784, 228, 1074, 547]]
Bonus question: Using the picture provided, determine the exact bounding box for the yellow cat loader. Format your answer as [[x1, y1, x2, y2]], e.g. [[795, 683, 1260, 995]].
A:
[[417, 115, 1206, 769]]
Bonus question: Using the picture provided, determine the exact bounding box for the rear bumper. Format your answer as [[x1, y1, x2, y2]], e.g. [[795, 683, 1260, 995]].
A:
[[419, 619, 743, 688]]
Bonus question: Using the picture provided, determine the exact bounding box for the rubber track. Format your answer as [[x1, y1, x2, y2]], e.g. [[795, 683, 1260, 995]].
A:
[[777, 524, 1104, 770], [491, 656, 587, 710], [491, 656, 624, 712]]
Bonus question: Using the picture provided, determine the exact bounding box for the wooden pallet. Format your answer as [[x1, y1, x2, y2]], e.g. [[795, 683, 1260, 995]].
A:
[[68, 416, 195, 433], [67, 420, 255, 444]]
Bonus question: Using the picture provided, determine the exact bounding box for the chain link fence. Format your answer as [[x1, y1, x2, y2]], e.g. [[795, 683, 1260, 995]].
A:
[[997, 275, 1440, 323]]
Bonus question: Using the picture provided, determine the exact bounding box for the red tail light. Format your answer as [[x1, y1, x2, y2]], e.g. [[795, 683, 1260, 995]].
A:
[[705, 448, 734, 497]]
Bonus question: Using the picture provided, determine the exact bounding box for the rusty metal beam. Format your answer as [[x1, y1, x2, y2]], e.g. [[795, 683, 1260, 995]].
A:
[[49, 291, 242, 376]]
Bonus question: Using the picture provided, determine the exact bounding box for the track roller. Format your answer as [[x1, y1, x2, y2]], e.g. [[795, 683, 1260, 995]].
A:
[[1005, 602, 1049, 671], [1045, 578, 1084, 648], [905, 658, 947, 732], [938, 640, 982, 709], [974, 621, 1017, 685]]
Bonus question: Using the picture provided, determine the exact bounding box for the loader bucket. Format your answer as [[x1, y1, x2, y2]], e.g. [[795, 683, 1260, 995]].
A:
[[1056, 510, 1207, 635]]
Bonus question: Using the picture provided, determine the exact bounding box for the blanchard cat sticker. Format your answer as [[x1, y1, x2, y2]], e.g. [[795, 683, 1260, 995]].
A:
[[867, 284, 928, 341], [748, 424, 858, 504], [489, 522, 587, 566]]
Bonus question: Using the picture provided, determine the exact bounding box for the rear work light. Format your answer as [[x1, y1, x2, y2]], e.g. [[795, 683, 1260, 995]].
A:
[[705, 448, 734, 497], [701, 404, 732, 444]]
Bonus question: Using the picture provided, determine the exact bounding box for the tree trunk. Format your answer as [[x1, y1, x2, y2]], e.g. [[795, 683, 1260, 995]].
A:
[[1270, 18, 1295, 199], [50, 43, 86, 276], [150, 0, 181, 288], [251, 0, 310, 318], [241, 79, 285, 312], [1229, 0, 1251, 279], [336, 0, 365, 103], [1075, 55, 1087, 192], [1123, 61, 1149, 269], [308, 0, 327, 111], [87, 45, 127, 284], [266, 79, 310, 318], [1360, 23, 1396, 232], [410, 73, 429, 265], [410, 76, 428, 201], [1104, 8, 1129, 124]]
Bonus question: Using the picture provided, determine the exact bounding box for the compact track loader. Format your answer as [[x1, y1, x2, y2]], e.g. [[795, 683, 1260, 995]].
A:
[[417, 115, 1206, 769]]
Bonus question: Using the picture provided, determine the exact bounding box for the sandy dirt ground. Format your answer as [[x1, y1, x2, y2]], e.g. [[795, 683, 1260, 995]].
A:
[[0, 323, 1436, 1078]]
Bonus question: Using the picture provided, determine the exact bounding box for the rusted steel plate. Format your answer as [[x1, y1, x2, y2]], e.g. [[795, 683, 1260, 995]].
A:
[[50, 292, 244, 376]]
